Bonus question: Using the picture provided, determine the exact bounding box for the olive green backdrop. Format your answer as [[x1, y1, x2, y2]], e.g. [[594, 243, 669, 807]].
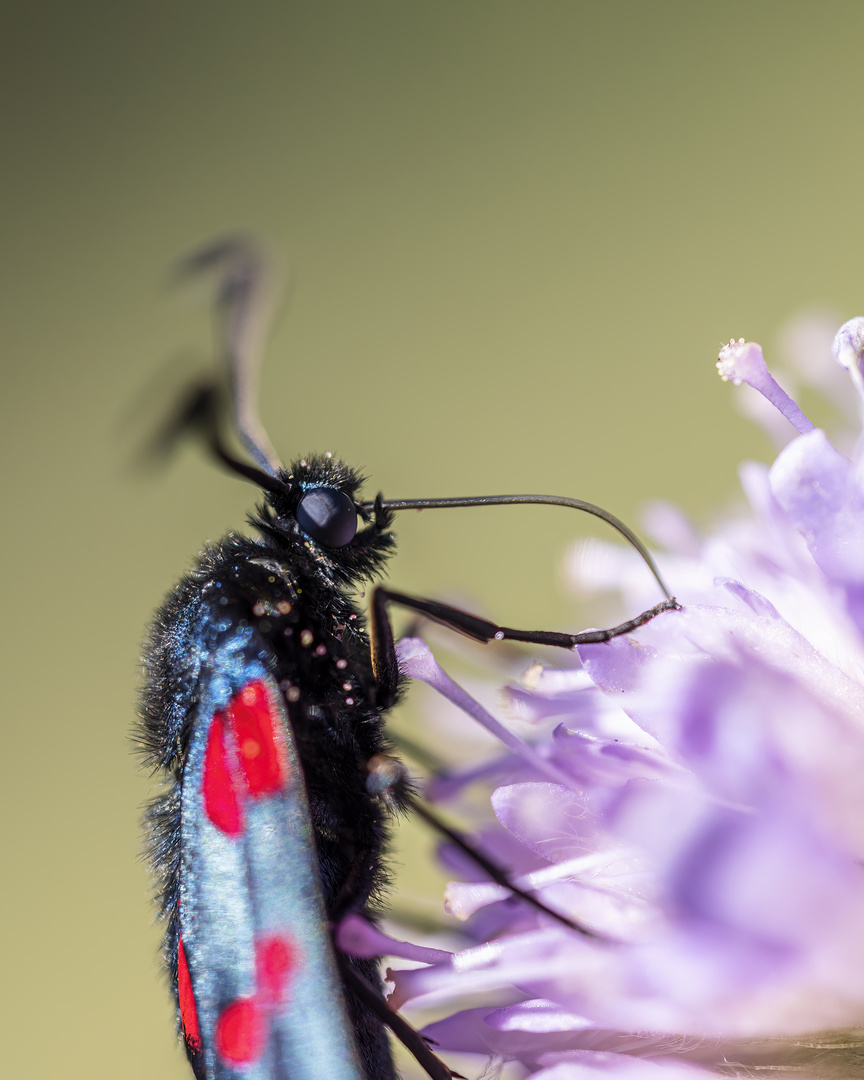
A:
[[3, 3, 863, 1077]]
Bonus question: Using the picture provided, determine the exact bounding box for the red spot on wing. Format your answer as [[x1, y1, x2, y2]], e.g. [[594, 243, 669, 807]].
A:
[[255, 934, 299, 1004], [203, 712, 243, 836], [229, 681, 286, 796], [215, 998, 264, 1064], [177, 935, 202, 1053]]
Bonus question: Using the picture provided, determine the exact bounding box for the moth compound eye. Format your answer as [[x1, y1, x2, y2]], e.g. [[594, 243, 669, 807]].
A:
[[296, 488, 358, 548]]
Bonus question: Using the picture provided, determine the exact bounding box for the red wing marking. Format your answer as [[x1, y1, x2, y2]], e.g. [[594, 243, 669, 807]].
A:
[[202, 680, 286, 835], [177, 935, 202, 1053], [229, 681, 286, 796], [255, 934, 299, 1005], [209, 936, 299, 1066], [214, 997, 265, 1065], [202, 712, 243, 836]]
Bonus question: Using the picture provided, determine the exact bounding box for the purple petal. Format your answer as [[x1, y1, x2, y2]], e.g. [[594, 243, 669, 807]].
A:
[[334, 913, 452, 963], [397, 637, 577, 786], [421, 1003, 707, 1065], [486, 999, 593, 1033], [421, 1004, 596, 1060], [420, 1007, 513, 1055], [577, 636, 657, 708], [770, 429, 864, 628], [716, 578, 781, 619], [491, 783, 601, 860], [532, 1052, 718, 1078], [551, 725, 676, 787]]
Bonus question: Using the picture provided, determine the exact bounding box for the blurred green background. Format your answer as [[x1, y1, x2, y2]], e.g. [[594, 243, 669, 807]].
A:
[[3, 2, 863, 1077]]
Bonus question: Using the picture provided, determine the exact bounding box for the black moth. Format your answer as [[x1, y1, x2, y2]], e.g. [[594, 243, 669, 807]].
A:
[[138, 238, 678, 1080]]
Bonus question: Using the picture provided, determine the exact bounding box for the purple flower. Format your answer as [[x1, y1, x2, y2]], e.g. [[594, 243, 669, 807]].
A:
[[378, 322, 864, 1077]]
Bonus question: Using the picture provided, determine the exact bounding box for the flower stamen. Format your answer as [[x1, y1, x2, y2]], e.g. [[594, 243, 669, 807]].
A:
[[717, 338, 815, 434], [832, 316, 864, 401]]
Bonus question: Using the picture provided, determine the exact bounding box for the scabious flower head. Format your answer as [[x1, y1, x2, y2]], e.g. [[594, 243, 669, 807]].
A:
[[373, 317, 864, 1078]]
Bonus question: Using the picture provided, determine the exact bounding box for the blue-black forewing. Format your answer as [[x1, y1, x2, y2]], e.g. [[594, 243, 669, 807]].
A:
[[179, 655, 364, 1080]]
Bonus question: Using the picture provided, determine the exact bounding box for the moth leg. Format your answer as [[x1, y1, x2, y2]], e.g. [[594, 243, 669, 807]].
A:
[[364, 753, 600, 938], [372, 586, 679, 681], [407, 795, 600, 938], [369, 586, 403, 709], [336, 956, 464, 1080]]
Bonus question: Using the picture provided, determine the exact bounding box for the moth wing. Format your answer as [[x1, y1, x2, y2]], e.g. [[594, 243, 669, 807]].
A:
[[178, 666, 364, 1080]]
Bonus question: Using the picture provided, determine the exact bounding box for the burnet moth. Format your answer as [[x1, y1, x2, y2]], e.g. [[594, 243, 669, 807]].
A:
[[139, 237, 678, 1080]]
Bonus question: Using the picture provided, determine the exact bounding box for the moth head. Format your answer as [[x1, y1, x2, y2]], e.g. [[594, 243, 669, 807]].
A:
[[255, 455, 395, 581]]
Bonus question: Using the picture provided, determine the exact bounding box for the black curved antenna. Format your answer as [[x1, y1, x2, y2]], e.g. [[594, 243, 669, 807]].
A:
[[175, 236, 283, 477], [361, 494, 672, 600]]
